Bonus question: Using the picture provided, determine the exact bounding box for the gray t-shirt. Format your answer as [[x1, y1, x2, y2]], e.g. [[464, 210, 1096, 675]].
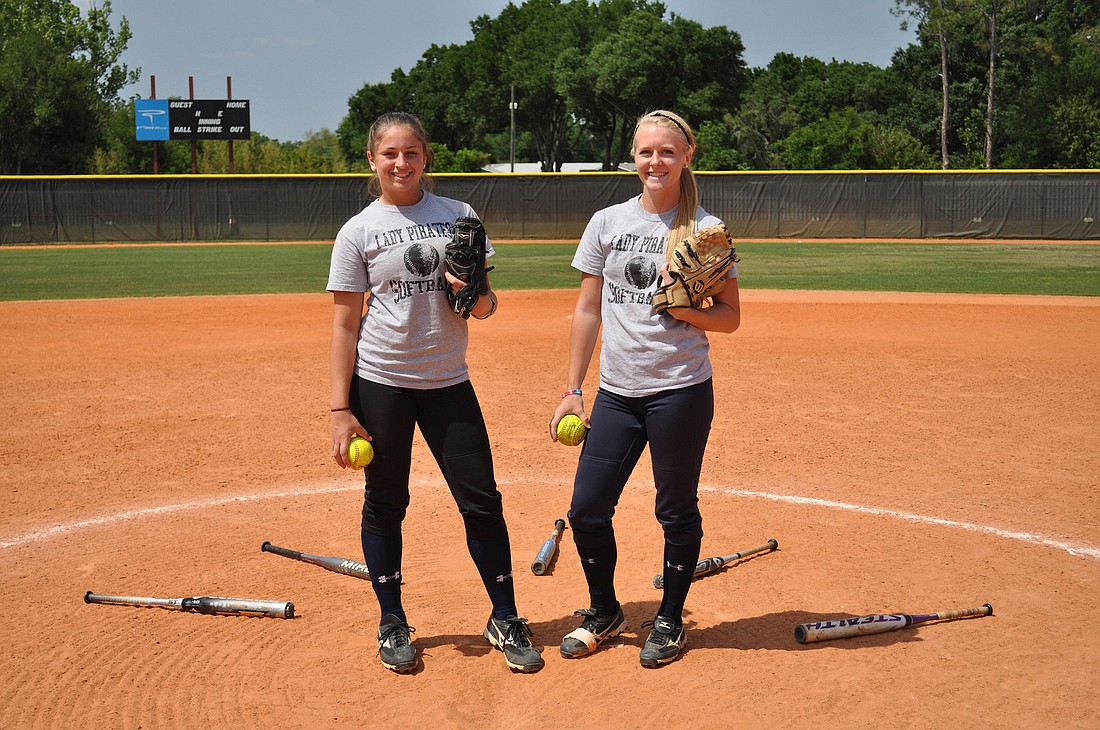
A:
[[572, 197, 737, 397], [326, 191, 495, 389]]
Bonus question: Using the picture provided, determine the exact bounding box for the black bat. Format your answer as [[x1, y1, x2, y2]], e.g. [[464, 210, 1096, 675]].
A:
[[531, 518, 566, 575], [653, 538, 779, 589], [261, 541, 371, 581], [794, 603, 993, 643], [84, 591, 293, 618]]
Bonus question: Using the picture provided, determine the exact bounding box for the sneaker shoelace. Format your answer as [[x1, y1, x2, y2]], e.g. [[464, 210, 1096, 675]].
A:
[[380, 621, 415, 647], [641, 619, 675, 645], [503, 617, 534, 647]]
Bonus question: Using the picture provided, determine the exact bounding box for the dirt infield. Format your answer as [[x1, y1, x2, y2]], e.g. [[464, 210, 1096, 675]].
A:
[[1, 289, 1098, 729]]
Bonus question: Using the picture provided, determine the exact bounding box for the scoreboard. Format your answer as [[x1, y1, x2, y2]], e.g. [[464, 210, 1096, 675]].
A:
[[135, 99, 250, 141]]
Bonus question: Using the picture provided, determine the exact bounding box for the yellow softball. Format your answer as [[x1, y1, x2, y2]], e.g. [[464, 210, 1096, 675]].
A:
[[556, 415, 588, 447], [348, 436, 374, 469]]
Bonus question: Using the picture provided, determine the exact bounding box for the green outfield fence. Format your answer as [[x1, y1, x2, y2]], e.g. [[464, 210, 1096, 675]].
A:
[[1, 170, 1096, 244]]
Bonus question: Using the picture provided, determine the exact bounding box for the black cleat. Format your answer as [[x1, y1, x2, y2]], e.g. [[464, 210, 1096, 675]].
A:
[[377, 614, 417, 673], [559, 607, 627, 659], [639, 615, 685, 668], [484, 615, 544, 673]]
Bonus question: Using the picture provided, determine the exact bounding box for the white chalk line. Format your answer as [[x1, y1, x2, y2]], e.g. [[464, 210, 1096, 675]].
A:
[[700, 486, 1100, 561], [0, 483, 354, 550], [2, 481, 1097, 562]]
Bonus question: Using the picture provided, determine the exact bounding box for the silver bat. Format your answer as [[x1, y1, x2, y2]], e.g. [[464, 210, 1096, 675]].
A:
[[261, 541, 371, 580], [84, 590, 294, 618], [794, 603, 993, 643], [653, 538, 779, 589], [531, 518, 566, 575]]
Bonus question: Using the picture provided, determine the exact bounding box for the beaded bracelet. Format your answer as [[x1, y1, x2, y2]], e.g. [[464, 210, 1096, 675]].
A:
[[560, 389, 583, 399]]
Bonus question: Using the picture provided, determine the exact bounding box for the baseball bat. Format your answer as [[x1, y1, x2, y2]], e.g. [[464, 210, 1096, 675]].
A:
[[530, 518, 566, 575], [653, 538, 778, 589], [261, 541, 372, 581], [84, 591, 294, 618], [794, 603, 993, 644]]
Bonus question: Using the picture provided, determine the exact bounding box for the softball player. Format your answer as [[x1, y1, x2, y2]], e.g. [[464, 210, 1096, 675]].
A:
[[549, 110, 741, 667], [327, 112, 542, 674]]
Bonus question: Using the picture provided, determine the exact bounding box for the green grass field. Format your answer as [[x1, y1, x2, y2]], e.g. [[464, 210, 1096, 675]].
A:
[[0, 241, 1097, 301]]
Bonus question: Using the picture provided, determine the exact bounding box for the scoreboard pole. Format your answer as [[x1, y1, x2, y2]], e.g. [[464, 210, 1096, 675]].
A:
[[151, 75, 159, 175], [227, 77, 236, 174], [189, 76, 197, 174]]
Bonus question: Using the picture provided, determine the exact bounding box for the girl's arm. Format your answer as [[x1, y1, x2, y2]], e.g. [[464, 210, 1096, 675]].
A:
[[663, 278, 741, 333], [550, 273, 603, 437], [330, 291, 369, 467]]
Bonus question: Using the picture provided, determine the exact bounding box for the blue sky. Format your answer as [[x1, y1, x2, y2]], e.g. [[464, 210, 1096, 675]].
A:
[[84, 0, 917, 142]]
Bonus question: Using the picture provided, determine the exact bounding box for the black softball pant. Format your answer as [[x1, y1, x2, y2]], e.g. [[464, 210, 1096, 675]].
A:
[[351, 375, 506, 539], [570, 379, 712, 543], [568, 379, 713, 617]]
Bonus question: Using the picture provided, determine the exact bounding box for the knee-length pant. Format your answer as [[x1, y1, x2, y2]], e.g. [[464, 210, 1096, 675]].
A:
[[351, 376, 505, 539], [569, 379, 713, 550]]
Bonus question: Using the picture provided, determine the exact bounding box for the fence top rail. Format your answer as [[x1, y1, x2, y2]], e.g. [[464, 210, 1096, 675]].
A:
[[2, 169, 1099, 183]]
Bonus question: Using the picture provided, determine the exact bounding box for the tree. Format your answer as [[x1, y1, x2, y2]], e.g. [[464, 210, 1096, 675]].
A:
[[342, 0, 742, 173], [666, 15, 747, 121], [725, 57, 804, 169], [555, 0, 649, 170], [337, 75, 412, 170], [724, 54, 890, 169], [1055, 21, 1100, 167], [559, 3, 747, 170], [488, 0, 592, 171], [402, 43, 485, 152], [781, 108, 935, 169], [945, 0, 1100, 168], [432, 144, 491, 172], [0, 0, 138, 173], [331, 0, 1096, 173], [894, 0, 962, 168], [793, 59, 899, 121], [90, 100, 155, 174], [692, 120, 747, 170], [977, 0, 1001, 168], [1053, 95, 1100, 167], [563, 3, 670, 170], [1022, 2, 1099, 167], [293, 129, 348, 173], [951, 0, 1015, 167]]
